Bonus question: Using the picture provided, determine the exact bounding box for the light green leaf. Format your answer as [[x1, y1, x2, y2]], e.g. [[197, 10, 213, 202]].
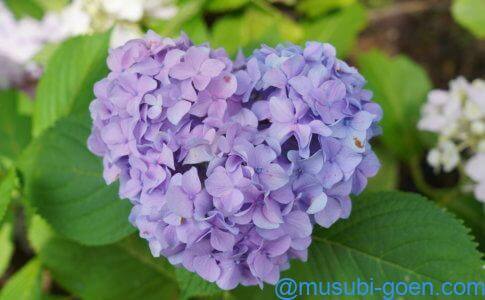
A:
[[303, 3, 367, 58], [212, 8, 303, 56], [211, 16, 246, 55], [0, 168, 18, 224], [4, 0, 43, 19], [33, 32, 110, 137], [175, 268, 222, 299], [29, 115, 134, 245], [32, 43, 61, 66], [452, 0, 485, 38], [153, 0, 206, 38], [0, 221, 14, 277], [179, 16, 209, 45], [35, 0, 68, 11], [358, 50, 432, 160], [0, 259, 42, 300], [0, 90, 32, 160], [365, 147, 398, 192], [28, 214, 55, 253], [207, 0, 249, 12], [18, 92, 35, 116], [297, 0, 356, 18], [147, 13, 208, 45], [287, 192, 484, 291], [39, 237, 178, 300]]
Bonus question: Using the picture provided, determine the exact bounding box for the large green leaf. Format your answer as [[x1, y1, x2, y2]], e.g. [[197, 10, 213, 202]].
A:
[[39, 237, 178, 300], [29, 115, 134, 245], [358, 51, 432, 160], [0, 259, 42, 300], [286, 192, 484, 297], [233, 191, 484, 299], [0, 90, 32, 160], [452, 0, 485, 38], [33, 32, 110, 136], [0, 168, 18, 224], [303, 3, 367, 58]]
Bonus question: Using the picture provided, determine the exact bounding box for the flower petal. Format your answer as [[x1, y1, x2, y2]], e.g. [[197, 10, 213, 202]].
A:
[[193, 255, 221, 282], [167, 100, 191, 125]]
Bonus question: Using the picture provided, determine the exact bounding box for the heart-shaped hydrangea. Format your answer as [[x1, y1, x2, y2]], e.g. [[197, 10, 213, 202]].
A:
[[87, 31, 382, 290]]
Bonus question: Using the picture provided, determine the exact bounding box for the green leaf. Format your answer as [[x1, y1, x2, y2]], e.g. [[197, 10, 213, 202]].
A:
[[0, 221, 14, 277], [18, 92, 35, 116], [0, 168, 18, 224], [365, 147, 398, 192], [4, 0, 44, 19], [297, 0, 356, 18], [153, 0, 207, 38], [303, 3, 367, 58], [33, 32, 110, 137], [211, 16, 246, 55], [0, 90, 32, 160], [28, 214, 55, 253], [29, 115, 134, 245], [175, 268, 222, 299], [35, 0, 68, 11], [211, 8, 303, 56], [358, 50, 432, 160], [452, 0, 485, 38], [288, 192, 484, 287], [149, 15, 209, 45], [444, 194, 485, 253], [0, 259, 42, 300], [32, 43, 61, 66], [181, 16, 210, 45], [207, 0, 249, 12], [39, 238, 178, 300]]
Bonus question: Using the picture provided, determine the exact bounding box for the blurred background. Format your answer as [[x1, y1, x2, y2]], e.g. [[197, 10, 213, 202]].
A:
[[0, 0, 484, 299]]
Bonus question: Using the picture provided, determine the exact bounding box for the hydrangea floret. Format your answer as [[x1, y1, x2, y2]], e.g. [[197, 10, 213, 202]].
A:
[[88, 31, 382, 289]]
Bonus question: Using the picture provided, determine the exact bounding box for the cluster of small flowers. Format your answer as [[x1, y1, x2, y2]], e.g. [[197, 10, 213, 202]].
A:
[[88, 31, 382, 289], [0, 0, 177, 91], [419, 77, 485, 202]]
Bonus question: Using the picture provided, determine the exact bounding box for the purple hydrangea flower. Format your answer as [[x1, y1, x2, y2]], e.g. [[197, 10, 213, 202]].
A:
[[88, 32, 382, 290]]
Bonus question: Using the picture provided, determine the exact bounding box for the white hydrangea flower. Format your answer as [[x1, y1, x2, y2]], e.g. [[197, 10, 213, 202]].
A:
[[426, 140, 460, 172], [0, 0, 178, 89], [419, 77, 485, 202], [0, 1, 70, 89], [75, 0, 178, 47], [465, 153, 485, 203]]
